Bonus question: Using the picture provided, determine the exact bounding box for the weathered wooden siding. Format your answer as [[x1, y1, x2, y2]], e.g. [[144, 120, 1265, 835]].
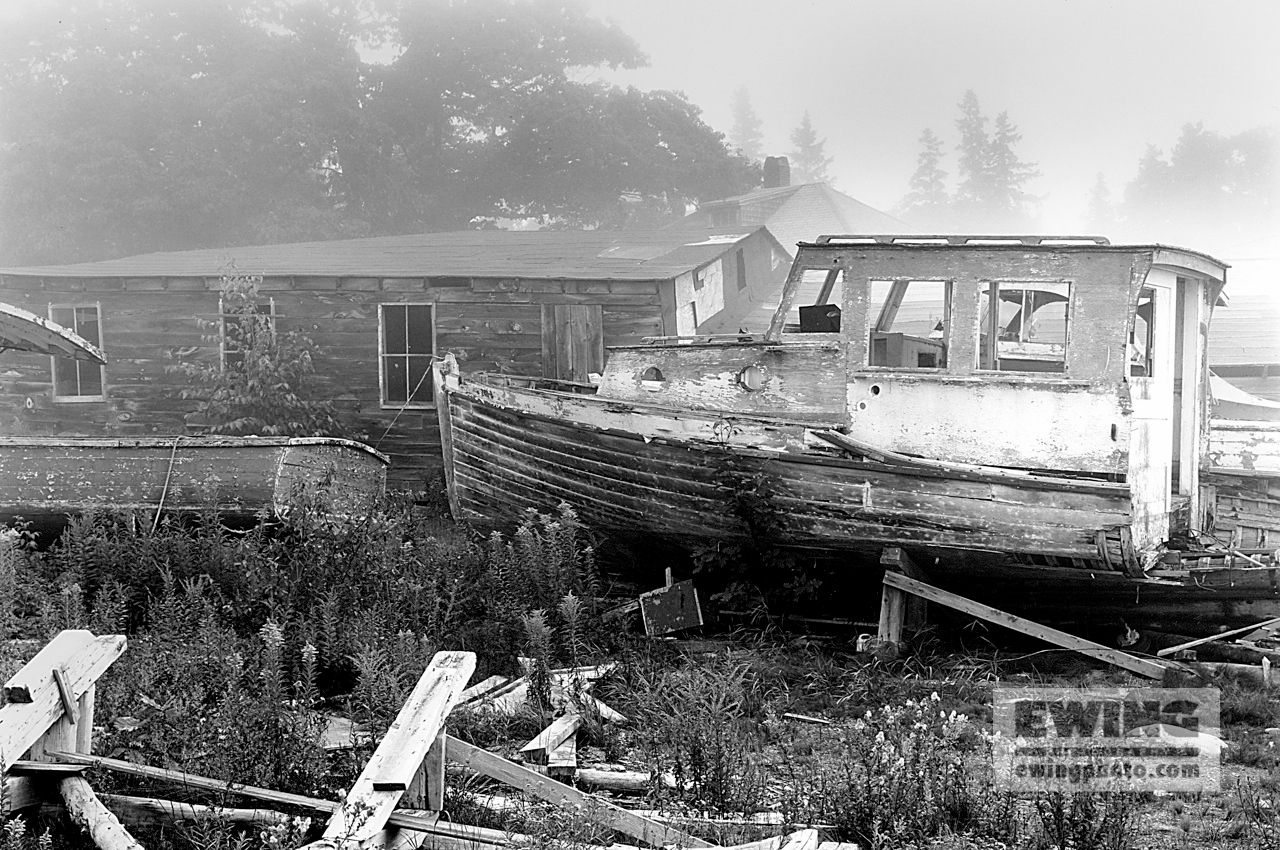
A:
[[0, 268, 682, 491], [1210, 420, 1280, 475]]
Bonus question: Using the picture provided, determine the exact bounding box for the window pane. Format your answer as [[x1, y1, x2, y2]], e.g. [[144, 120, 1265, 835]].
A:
[[979, 282, 1069, 372], [406, 305, 432, 354], [1130, 288, 1155, 378], [406, 355, 433, 403], [53, 359, 79, 397], [384, 356, 407, 402], [868, 280, 948, 368], [77, 362, 102, 395], [75, 307, 100, 345], [51, 306, 74, 327], [383, 305, 407, 354]]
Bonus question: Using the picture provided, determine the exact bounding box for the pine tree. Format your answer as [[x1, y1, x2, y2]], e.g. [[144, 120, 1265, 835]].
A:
[[898, 128, 950, 228], [729, 87, 764, 162], [788, 111, 833, 184], [954, 90, 991, 214], [986, 111, 1039, 227]]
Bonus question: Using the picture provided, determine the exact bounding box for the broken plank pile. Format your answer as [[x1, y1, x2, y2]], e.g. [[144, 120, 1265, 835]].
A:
[[4, 632, 837, 850]]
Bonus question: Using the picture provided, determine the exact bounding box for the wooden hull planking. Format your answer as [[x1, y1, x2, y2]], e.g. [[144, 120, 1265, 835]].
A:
[[441, 373, 1132, 563], [0, 436, 388, 529]]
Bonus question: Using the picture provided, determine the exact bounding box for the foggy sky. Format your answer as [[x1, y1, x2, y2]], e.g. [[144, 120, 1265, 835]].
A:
[[583, 0, 1280, 261]]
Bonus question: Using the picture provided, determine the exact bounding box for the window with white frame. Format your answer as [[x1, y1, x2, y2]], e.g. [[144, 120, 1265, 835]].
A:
[[49, 304, 105, 401], [380, 303, 435, 406], [220, 296, 276, 369]]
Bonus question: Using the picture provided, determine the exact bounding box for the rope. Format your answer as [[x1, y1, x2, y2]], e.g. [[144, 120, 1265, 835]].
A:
[[152, 435, 182, 533], [374, 355, 442, 451]]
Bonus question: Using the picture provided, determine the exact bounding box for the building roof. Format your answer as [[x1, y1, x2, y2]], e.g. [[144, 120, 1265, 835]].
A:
[[0, 227, 776, 282], [1209, 257, 1280, 366], [675, 183, 917, 254]]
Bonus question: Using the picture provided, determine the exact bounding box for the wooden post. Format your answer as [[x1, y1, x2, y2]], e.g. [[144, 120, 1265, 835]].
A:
[[876, 583, 905, 645], [59, 776, 145, 850], [881, 547, 928, 630]]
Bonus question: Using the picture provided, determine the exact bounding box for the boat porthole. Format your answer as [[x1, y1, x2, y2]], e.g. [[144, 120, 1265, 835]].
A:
[[640, 366, 665, 391], [737, 364, 767, 392], [858, 401, 868, 410], [869, 384, 881, 396]]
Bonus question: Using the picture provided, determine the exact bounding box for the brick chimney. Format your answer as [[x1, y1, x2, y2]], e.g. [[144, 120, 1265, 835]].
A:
[[762, 156, 790, 189]]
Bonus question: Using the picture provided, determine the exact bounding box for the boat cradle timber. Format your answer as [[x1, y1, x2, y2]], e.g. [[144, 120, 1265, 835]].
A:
[[0, 435, 389, 534], [435, 235, 1280, 635]]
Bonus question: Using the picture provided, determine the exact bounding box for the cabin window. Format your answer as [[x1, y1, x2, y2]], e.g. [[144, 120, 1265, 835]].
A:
[[380, 303, 435, 407], [867, 280, 950, 369], [735, 249, 748, 290], [49, 304, 105, 401], [220, 296, 275, 370], [1129, 287, 1156, 378], [787, 267, 845, 331], [977, 281, 1070, 373]]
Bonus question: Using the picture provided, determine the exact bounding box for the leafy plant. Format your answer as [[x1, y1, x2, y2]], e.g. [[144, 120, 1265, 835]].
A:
[[167, 273, 348, 438]]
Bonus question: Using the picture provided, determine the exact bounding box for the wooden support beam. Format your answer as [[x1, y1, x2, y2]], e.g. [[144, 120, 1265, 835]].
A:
[[545, 732, 577, 782], [96, 794, 294, 827], [881, 572, 1168, 679], [876, 584, 906, 645], [2, 631, 126, 771], [59, 776, 144, 850], [1156, 615, 1280, 657], [319, 651, 475, 846], [443, 734, 712, 848]]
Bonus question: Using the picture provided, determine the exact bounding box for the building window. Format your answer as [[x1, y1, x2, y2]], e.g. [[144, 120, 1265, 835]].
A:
[[978, 281, 1070, 373], [220, 296, 275, 369], [867, 280, 950, 369], [380, 303, 435, 407], [736, 249, 748, 290], [50, 304, 105, 401]]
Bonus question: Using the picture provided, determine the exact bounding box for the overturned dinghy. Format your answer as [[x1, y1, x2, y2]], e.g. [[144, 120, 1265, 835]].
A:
[[435, 235, 1277, 635], [0, 435, 388, 534]]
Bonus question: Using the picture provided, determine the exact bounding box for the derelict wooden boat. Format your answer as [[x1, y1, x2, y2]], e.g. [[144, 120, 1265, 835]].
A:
[[435, 235, 1280, 634], [0, 435, 388, 532]]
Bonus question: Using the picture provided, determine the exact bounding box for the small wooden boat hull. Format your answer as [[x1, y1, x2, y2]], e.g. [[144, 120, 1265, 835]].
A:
[[0, 436, 388, 532]]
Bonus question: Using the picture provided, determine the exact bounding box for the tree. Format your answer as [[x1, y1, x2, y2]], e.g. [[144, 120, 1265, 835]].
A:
[[951, 91, 1037, 228], [1085, 173, 1118, 235], [0, 0, 756, 265], [1121, 123, 1278, 249], [897, 128, 950, 229], [167, 274, 348, 437], [788, 111, 832, 184], [729, 87, 764, 161]]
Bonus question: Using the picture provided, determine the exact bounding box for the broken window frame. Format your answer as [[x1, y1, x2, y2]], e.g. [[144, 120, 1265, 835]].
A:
[[379, 303, 436, 409], [49, 303, 105, 402], [219, 295, 276, 371], [977, 279, 1072, 374], [864, 278, 952, 370]]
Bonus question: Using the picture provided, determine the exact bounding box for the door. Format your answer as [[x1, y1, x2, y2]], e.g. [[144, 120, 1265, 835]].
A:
[[541, 304, 604, 383]]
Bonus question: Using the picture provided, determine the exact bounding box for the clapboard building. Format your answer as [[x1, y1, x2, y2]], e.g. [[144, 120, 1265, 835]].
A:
[[0, 227, 790, 488]]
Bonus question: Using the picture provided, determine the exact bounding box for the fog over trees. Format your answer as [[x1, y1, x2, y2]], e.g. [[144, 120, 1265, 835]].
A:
[[0, 0, 757, 265]]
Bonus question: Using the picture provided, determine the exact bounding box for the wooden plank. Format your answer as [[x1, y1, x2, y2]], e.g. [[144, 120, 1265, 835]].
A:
[[456, 675, 509, 704], [1, 631, 126, 772], [518, 713, 581, 764], [59, 776, 144, 850], [97, 794, 292, 827], [320, 651, 475, 845], [443, 734, 712, 848], [1155, 616, 1280, 657], [881, 572, 1167, 678]]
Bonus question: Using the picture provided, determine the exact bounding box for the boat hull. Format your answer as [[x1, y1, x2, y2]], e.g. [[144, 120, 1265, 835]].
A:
[[0, 436, 389, 533]]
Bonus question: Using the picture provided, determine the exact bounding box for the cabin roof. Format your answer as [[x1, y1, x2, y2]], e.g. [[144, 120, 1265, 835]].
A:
[[674, 183, 916, 255], [0, 227, 780, 282]]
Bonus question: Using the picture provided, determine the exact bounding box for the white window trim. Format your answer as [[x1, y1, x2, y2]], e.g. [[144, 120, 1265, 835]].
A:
[[49, 302, 106, 402], [378, 302, 437, 410]]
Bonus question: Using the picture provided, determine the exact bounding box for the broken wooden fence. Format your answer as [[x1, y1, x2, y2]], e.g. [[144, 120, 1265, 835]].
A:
[[2, 632, 830, 850]]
